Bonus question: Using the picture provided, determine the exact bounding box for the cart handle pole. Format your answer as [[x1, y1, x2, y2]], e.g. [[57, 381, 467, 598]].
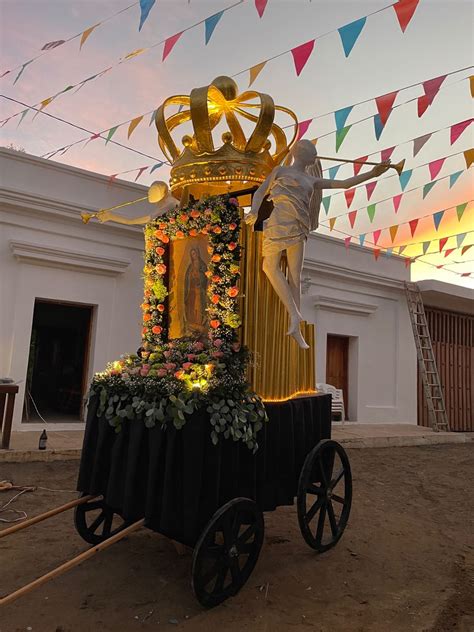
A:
[[0, 494, 98, 539], [0, 518, 145, 607]]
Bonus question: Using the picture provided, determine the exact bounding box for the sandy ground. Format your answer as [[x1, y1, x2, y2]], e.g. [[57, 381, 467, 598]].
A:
[[1, 444, 473, 632]]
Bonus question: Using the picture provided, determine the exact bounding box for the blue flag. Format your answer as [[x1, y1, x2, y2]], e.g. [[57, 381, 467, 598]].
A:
[[399, 170, 413, 191], [328, 165, 341, 180], [422, 181, 437, 199], [335, 106, 353, 131], [338, 17, 367, 57], [205, 11, 224, 44], [373, 113, 384, 140], [433, 211, 445, 230], [150, 162, 164, 173], [322, 196, 331, 214], [449, 171, 462, 188], [139, 0, 156, 31], [359, 234, 366, 247]]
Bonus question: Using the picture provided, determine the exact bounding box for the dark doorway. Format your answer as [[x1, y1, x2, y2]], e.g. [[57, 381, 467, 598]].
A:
[[326, 335, 349, 416], [24, 300, 93, 422]]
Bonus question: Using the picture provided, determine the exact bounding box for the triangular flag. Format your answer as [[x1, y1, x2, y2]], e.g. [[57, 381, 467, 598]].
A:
[[205, 10, 224, 44], [439, 237, 448, 252], [367, 204, 376, 223], [433, 211, 444, 230], [124, 48, 145, 61], [423, 74, 447, 100], [291, 40, 315, 76], [398, 245, 406, 255], [373, 113, 384, 140], [386, 248, 393, 257], [429, 158, 445, 180], [344, 236, 352, 249], [13, 60, 33, 85], [464, 148, 474, 168], [32, 97, 55, 120], [450, 119, 473, 145], [255, 0, 268, 17], [417, 94, 431, 117], [344, 188, 356, 208], [373, 248, 381, 261], [461, 245, 472, 256], [443, 248, 454, 258], [248, 61, 267, 86], [456, 233, 466, 248], [334, 106, 353, 131], [42, 40, 65, 51], [470, 76, 474, 98], [150, 162, 164, 173], [373, 229, 382, 245], [389, 225, 399, 243], [105, 126, 119, 144], [108, 174, 118, 185], [461, 272, 472, 277], [375, 91, 398, 126], [338, 17, 366, 57], [449, 171, 462, 188], [405, 257, 413, 268], [348, 210, 357, 228], [17, 109, 29, 127], [436, 265, 444, 269], [322, 196, 331, 214], [127, 116, 144, 139], [149, 109, 157, 126], [413, 133, 431, 157], [163, 32, 183, 61], [422, 241, 430, 255], [80, 24, 98, 49], [297, 119, 312, 141], [0, 70, 10, 78], [135, 166, 148, 181], [393, 0, 420, 32], [359, 234, 366, 247], [353, 156, 368, 176], [139, 0, 156, 30], [329, 217, 336, 231], [366, 181, 377, 200], [422, 181, 437, 199], [399, 170, 412, 191], [328, 165, 341, 179], [336, 125, 352, 152], [409, 219, 419, 237], [456, 202, 467, 221], [393, 194, 403, 213], [381, 146, 395, 162]]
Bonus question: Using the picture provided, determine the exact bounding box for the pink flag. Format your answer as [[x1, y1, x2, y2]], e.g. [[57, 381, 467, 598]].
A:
[[344, 236, 352, 249], [436, 265, 444, 269], [135, 166, 148, 181], [375, 91, 398, 126], [423, 74, 447, 100], [353, 156, 368, 176], [409, 219, 418, 237], [444, 248, 455, 258], [373, 229, 382, 245], [344, 188, 356, 208], [255, 0, 268, 17], [393, 194, 403, 213], [450, 119, 473, 145], [439, 237, 448, 252], [297, 119, 312, 141], [108, 174, 118, 185], [429, 158, 445, 180], [366, 181, 377, 200], [393, 0, 420, 33], [291, 40, 315, 76], [381, 146, 395, 162], [461, 272, 471, 277], [163, 32, 183, 61], [348, 210, 357, 228], [373, 248, 381, 261]]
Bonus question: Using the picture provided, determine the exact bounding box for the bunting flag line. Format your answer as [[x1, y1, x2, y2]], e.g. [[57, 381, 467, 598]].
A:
[[134, 166, 148, 181], [150, 162, 164, 173], [322, 196, 331, 214], [80, 25, 98, 50], [389, 225, 399, 243], [393, 0, 420, 33], [297, 119, 312, 141], [328, 165, 341, 180], [291, 39, 315, 76], [334, 106, 353, 131], [373, 113, 385, 140], [449, 171, 463, 188], [393, 194, 403, 213], [373, 229, 382, 245], [422, 181, 437, 199], [344, 188, 356, 208], [205, 10, 225, 44], [375, 91, 398, 126], [338, 17, 366, 57], [450, 118, 473, 144], [471, 75, 474, 98], [464, 148, 474, 168], [373, 249, 381, 261], [386, 248, 393, 257], [348, 210, 358, 228], [359, 234, 366, 247], [336, 125, 351, 152], [418, 74, 447, 117], [127, 115, 144, 139], [255, 0, 269, 18], [139, 0, 156, 30], [462, 244, 472, 255], [366, 181, 377, 200], [105, 126, 119, 144], [41, 40, 65, 51], [381, 147, 396, 162], [344, 236, 352, 249], [433, 210, 445, 231], [248, 61, 267, 86], [422, 242, 430, 255], [398, 246, 406, 255], [399, 170, 413, 191], [367, 204, 376, 223], [429, 157, 445, 180], [439, 237, 448, 252], [456, 233, 466, 248], [353, 156, 368, 176], [456, 202, 467, 221], [329, 217, 337, 231], [409, 219, 419, 237], [162, 32, 183, 61], [413, 133, 431, 157]]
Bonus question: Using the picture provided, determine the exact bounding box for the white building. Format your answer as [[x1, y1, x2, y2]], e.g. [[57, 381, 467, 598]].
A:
[[1, 148, 419, 433]]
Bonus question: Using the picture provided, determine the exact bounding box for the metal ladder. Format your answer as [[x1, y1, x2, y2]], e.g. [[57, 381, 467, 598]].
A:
[[404, 282, 449, 432]]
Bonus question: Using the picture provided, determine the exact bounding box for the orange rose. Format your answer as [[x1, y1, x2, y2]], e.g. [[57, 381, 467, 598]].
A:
[[229, 223, 237, 230], [201, 228, 208, 235], [143, 313, 152, 322], [228, 287, 239, 297], [211, 275, 221, 283], [159, 223, 167, 230], [211, 295, 220, 305], [175, 369, 185, 379], [155, 246, 165, 256], [211, 254, 221, 262], [176, 230, 185, 239], [213, 226, 222, 234], [161, 235, 170, 243], [228, 242, 237, 250], [141, 303, 150, 310], [210, 320, 220, 329], [154, 230, 163, 238], [207, 246, 213, 254], [152, 325, 163, 334], [205, 271, 212, 278], [145, 241, 153, 250], [179, 214, 188, 223], [144, 290, 151, 297], [156, 264, 167, 274], [157, 304, 165, 313], [142, 327, 148, 334], [189, 228, 198, 237], [190, 210, 200, 218], [169, 217, 176, 224]]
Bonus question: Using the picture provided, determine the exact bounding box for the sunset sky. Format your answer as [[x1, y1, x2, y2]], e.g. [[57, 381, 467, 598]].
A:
[[1, 0, 473, 288]]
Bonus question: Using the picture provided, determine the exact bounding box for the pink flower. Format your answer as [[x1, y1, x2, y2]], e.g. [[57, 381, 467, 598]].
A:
[[164, 362, 176, 370], [163, 350, 172, 358], [140, 366, 150, 376], [213, 339, 223, 348], [193, 341, 205, 351], [212, 351, 224, 358], [187, 354, 197, 361], [229, 197, 238, 206], [157, 368, 167, 377], [182, 362, 193, 370]]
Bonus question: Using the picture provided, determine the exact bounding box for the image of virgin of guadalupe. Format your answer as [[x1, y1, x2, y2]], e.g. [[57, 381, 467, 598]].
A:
[[184, 247, 208, 334]]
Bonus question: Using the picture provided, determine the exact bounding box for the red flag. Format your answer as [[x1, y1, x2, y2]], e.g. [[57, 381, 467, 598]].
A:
[[436, 265, 444, 269], [393, 0, 420, 33], [429, 157, 445, 180], [423, 74, 447, 100], [417, 94, 431, 117], [393, 194, 403, 213], [461, 272, 471, 277], [162, 32, 183, 61], [344, 188, 356, 208], [366, 181, 377, 200], [381, 146, 395, 162], [255, 0, 268, 17], [444, 248, 455, 258], [439, 237, 448, 252], [348, 210, 357, 228], [353, 156, 368, 176], [297, 119, 312, 141], [344, 236, 351, 249], [450, 119, 473, 145], [135, 166, 148, 181], [373, 248, 381, 261], [373, 229, 382, 245], [409, 219, 418, 237], [375, 91, 398, 126], [405, 257, 413, 268], [291, 40, 315, 76], [108, 174, 118, 185]]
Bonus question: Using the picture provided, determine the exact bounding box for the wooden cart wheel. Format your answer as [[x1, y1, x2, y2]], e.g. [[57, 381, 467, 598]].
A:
[[297, 439, 352, 553], [74, 495, 128, 545], [192, 497, 264, 608]]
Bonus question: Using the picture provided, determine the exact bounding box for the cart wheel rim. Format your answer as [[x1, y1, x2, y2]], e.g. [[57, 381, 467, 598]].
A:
[[297, 439, 352, 552], [74, 495, 128, 545], [192, 497, 264, 608]]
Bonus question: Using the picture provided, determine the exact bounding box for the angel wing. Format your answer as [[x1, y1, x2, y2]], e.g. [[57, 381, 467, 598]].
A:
[[305, 156, 323, 231]]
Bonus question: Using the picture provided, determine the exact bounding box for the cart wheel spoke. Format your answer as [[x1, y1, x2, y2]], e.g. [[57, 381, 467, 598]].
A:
[[331, 493, 345, 505], [74, 495, 127, 545], [306, 497, 324, 523], [327, 501, 338, 537], [102, 511, 113, 536], [89, 512, 106, 534], [330, 467, 345, 488], [229, 558, 240, 584], [315, 503, 327, 545], [239, 542, 255, 555], [201, 558, 224, 587], [237, 523, 256, 544], [213, 566, 228, 594], [83, 500, 104, 512], [306, 483, 324, 495]]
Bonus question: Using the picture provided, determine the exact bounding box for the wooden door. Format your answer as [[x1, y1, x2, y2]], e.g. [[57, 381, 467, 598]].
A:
[[326, 335, 349, 413]]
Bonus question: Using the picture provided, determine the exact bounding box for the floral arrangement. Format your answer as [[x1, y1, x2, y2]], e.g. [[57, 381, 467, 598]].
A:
[[89, 195, 268, 452]]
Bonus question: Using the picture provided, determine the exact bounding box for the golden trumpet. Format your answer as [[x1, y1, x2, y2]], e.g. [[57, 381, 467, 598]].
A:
[[317, 155, 406, 176], [80, 195, 148, 224]]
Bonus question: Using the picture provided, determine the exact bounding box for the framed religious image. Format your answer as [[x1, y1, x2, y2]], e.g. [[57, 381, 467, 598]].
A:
[[168, 234, 210, 339]]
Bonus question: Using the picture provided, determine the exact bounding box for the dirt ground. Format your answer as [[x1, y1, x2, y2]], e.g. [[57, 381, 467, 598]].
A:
[[1, 444, 473, 632]]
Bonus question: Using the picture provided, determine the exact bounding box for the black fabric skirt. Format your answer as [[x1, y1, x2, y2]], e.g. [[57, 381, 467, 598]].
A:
[[77, 394, 331, 547]]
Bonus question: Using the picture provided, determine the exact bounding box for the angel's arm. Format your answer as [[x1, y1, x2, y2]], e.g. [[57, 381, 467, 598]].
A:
[[245, 168, 280, 225], [97, 210, 151, 225], [312, 161, 391, 190]]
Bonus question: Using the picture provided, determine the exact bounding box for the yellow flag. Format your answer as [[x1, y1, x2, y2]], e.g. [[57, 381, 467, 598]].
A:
[[389, 225, 399, 243], [248, 62, 267, 87], [464, 148, 474, 169], [329, 217, 336, 231], [80, 24, 98, 50], [470, 75, 474, 98], [124, 48, 145, 61], [128, 116, 144, 139], [310, 138, 318, 146], [39, 97, 54, 111]]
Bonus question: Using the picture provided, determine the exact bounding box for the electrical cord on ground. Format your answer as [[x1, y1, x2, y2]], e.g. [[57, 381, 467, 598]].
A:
[[0, 480, 77, 524]]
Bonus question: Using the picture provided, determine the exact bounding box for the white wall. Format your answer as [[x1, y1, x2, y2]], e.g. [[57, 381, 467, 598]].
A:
[[301, 232, 418, 424]]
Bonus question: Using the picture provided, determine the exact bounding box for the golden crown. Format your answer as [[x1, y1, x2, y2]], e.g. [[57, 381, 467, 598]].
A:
[[155, 76, 298, 200]]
